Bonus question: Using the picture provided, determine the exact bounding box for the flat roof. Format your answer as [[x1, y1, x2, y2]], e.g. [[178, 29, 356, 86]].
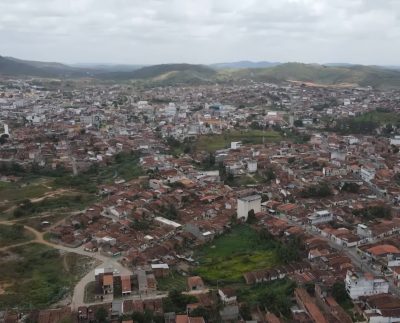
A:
[[238, 195, 261, 202], [154, 216, 182, 228], [151, 263, 169, 269]]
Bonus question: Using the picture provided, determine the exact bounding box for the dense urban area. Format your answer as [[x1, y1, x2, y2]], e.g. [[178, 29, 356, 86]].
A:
[[2, 74, 400, 323]]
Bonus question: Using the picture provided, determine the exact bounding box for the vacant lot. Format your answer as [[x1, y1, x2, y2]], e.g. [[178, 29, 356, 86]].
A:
[[196, 130, 282, 152], [12, 193, 96, 219], [0, 179, 52, 214], [194, 226, 279, 284], [355, 111, 400, 124], [54, 151, 144, 192], [0, 224, 34, 247], [157, 271, 188, 292], [0, 244, 93, 309]]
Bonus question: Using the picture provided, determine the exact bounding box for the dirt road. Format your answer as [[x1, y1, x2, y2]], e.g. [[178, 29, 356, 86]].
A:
[[0, 220, 133, 310]]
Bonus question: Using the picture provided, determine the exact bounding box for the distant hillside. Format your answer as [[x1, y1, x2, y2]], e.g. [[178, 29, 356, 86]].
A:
[[227, 63, 400, 88], [71, 63, 144, 72], [210, 61, 281, 70], [99, 64, 217, 84], [0, 56, 98, 78], [2, 55, 400, 89], [6, 56, 74, 70], [0, 56, 54, 77]]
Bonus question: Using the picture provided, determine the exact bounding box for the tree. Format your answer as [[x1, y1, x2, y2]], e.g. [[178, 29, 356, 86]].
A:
[[294, 120, 303, 127], [95, 307, 109, 323], [300, 182, 332, 198], [163, 290, 197, 313], [247, 209, 256, 224], [341, 182, 359, 193], [190, 307, 210, 321], [239, 303, 252, 320], [331, 281, 352, 310]]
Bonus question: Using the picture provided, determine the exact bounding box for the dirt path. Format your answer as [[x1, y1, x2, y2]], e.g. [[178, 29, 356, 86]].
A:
[[0, 219, 133, 310], [0, 188, 73, 215]]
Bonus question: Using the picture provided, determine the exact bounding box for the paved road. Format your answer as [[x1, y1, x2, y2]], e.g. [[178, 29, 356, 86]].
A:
[[282, 216, 400, 297]]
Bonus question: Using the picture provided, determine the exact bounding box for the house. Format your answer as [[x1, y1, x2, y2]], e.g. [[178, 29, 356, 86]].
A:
[[175, 314, 205, 323], [187, 276, 205, 291], [360, 294, 400, 323], [77, 306, 88, 321], [357, 224, 373, 241], [247, 160, 257, 173], [294, 288, 329, 323], [345, 270, 389, 300], [237, 195, 262, 221], [231, 141, 241, 149], [361, 166, 375, 182], [136, 269, 148, 294], [103, 273, 114, 295], [151, 263, 170, 278], [121, 275, 132, 296], [218, 288, 237, 304], [83, 241, 98, 252], [308, 210, 333, 225], [219, 305, 239, 322], [111, 300, 123, 318]]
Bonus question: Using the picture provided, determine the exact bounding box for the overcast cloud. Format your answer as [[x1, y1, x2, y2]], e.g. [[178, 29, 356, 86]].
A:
[[0, 0, 399, 65]]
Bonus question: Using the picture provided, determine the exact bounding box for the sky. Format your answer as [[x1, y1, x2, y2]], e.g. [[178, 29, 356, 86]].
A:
[[0, 0, 399, 65]]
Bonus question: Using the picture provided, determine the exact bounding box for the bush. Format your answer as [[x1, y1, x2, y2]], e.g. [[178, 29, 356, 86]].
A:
[[300, 182, 332, 198]]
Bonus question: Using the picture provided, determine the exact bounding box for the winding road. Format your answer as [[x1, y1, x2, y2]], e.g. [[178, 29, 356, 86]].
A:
[[0, 219, 133, 310]]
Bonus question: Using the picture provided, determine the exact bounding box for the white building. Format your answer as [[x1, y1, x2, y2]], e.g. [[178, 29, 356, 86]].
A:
[[361, 167, 376, 182], [231, 141, 242, 149], [165, 103, 177, 116], [357, 224, 373, 240], [345, 270, 389, 300], [308, 210, 333, 225], [390, 136, 400, 146], [247, 160, 257, 173], [237, 195, 261, 221], [154, 216, 182, 230], [218, 288, 237, 304]]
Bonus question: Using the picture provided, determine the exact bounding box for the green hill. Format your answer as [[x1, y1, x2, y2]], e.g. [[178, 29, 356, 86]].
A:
[[225, 63, 400, 88], [99, 63, 216, 84], [0, 55, 96, 78], [2, 55, 400, 89]]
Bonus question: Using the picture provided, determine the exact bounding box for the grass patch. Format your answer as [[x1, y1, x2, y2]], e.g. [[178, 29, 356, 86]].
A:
[[237, 279, 296, 317], [54, 151, 144, 192], [196, 130, 282, 152], [17, 212, 74, 232], [194, 225, 280, 284], [13, 193, 97, 218], [355, 111, 400, 124], [0, 179, 52, 213], [157, 271, 187, 292], [0, 224, 34, 247], [84, 281, 96, 303], [0, 244, 92, 309]]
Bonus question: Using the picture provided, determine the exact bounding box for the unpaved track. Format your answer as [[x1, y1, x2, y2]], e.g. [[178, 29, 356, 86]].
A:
[[0, 220, 133, 310]]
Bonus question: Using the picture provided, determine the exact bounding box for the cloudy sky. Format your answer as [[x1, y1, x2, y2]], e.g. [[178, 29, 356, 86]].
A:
[[0, 0, 399, 65]]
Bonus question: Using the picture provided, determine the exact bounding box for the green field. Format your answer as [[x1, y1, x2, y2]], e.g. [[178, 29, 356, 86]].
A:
[[54, 151, 144, 192], [196, 130, 282, 152], [12, 193, 96, 219], [157, 271, 188, 292], [0, 179, 52, 213], [0, 244, 93, 309], [194, 226, 280, 284], [237, 279, 296, 317], [355, 111, 400, 124], [0, 224, 34, 247]]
